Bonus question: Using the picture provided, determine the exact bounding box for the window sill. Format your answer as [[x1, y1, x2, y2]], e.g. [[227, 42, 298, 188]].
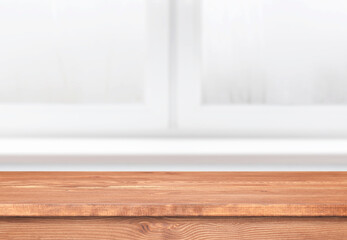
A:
[[0, 138, 346, 171]]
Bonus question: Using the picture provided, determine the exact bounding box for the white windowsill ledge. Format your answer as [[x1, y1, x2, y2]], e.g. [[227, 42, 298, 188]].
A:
[[0, 138, 346, 171]]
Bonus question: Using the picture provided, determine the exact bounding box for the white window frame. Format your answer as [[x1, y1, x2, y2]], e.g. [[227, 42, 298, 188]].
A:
[[176, 0, 347, 137], [0, 0, 169, 137]]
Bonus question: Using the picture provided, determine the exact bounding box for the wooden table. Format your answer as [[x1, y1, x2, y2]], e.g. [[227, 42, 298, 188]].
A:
[[0, 172, 346, 239]]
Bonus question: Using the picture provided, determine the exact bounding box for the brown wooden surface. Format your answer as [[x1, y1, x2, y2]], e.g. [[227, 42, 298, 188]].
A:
[[0, 172, 346, 217], [0, 217, 346, 240]]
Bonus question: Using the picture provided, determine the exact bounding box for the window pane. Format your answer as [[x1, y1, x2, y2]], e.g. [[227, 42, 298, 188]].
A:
[[201, 0, 347, 105], [0, 0, 145, 104]]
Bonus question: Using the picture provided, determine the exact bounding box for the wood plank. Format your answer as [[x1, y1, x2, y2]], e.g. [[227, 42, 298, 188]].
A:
[[0, 217, 346, 240], [0, 172, 346, 217]]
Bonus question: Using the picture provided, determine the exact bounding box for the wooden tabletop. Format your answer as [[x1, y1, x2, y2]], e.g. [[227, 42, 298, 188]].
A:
[[0, 172, 346, 217]]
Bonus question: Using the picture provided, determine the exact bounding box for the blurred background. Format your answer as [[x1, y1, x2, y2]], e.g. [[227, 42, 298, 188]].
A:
[[0, 0, 347, 170]]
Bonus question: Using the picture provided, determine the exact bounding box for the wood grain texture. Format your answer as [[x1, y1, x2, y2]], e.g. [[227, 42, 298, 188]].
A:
[[0, 217, 347, 240], [0, 172, 346, 217]]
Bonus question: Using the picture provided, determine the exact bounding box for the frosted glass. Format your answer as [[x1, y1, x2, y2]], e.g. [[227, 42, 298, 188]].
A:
[[0, 0, 145, 104], [201, 0, 347, 105]]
